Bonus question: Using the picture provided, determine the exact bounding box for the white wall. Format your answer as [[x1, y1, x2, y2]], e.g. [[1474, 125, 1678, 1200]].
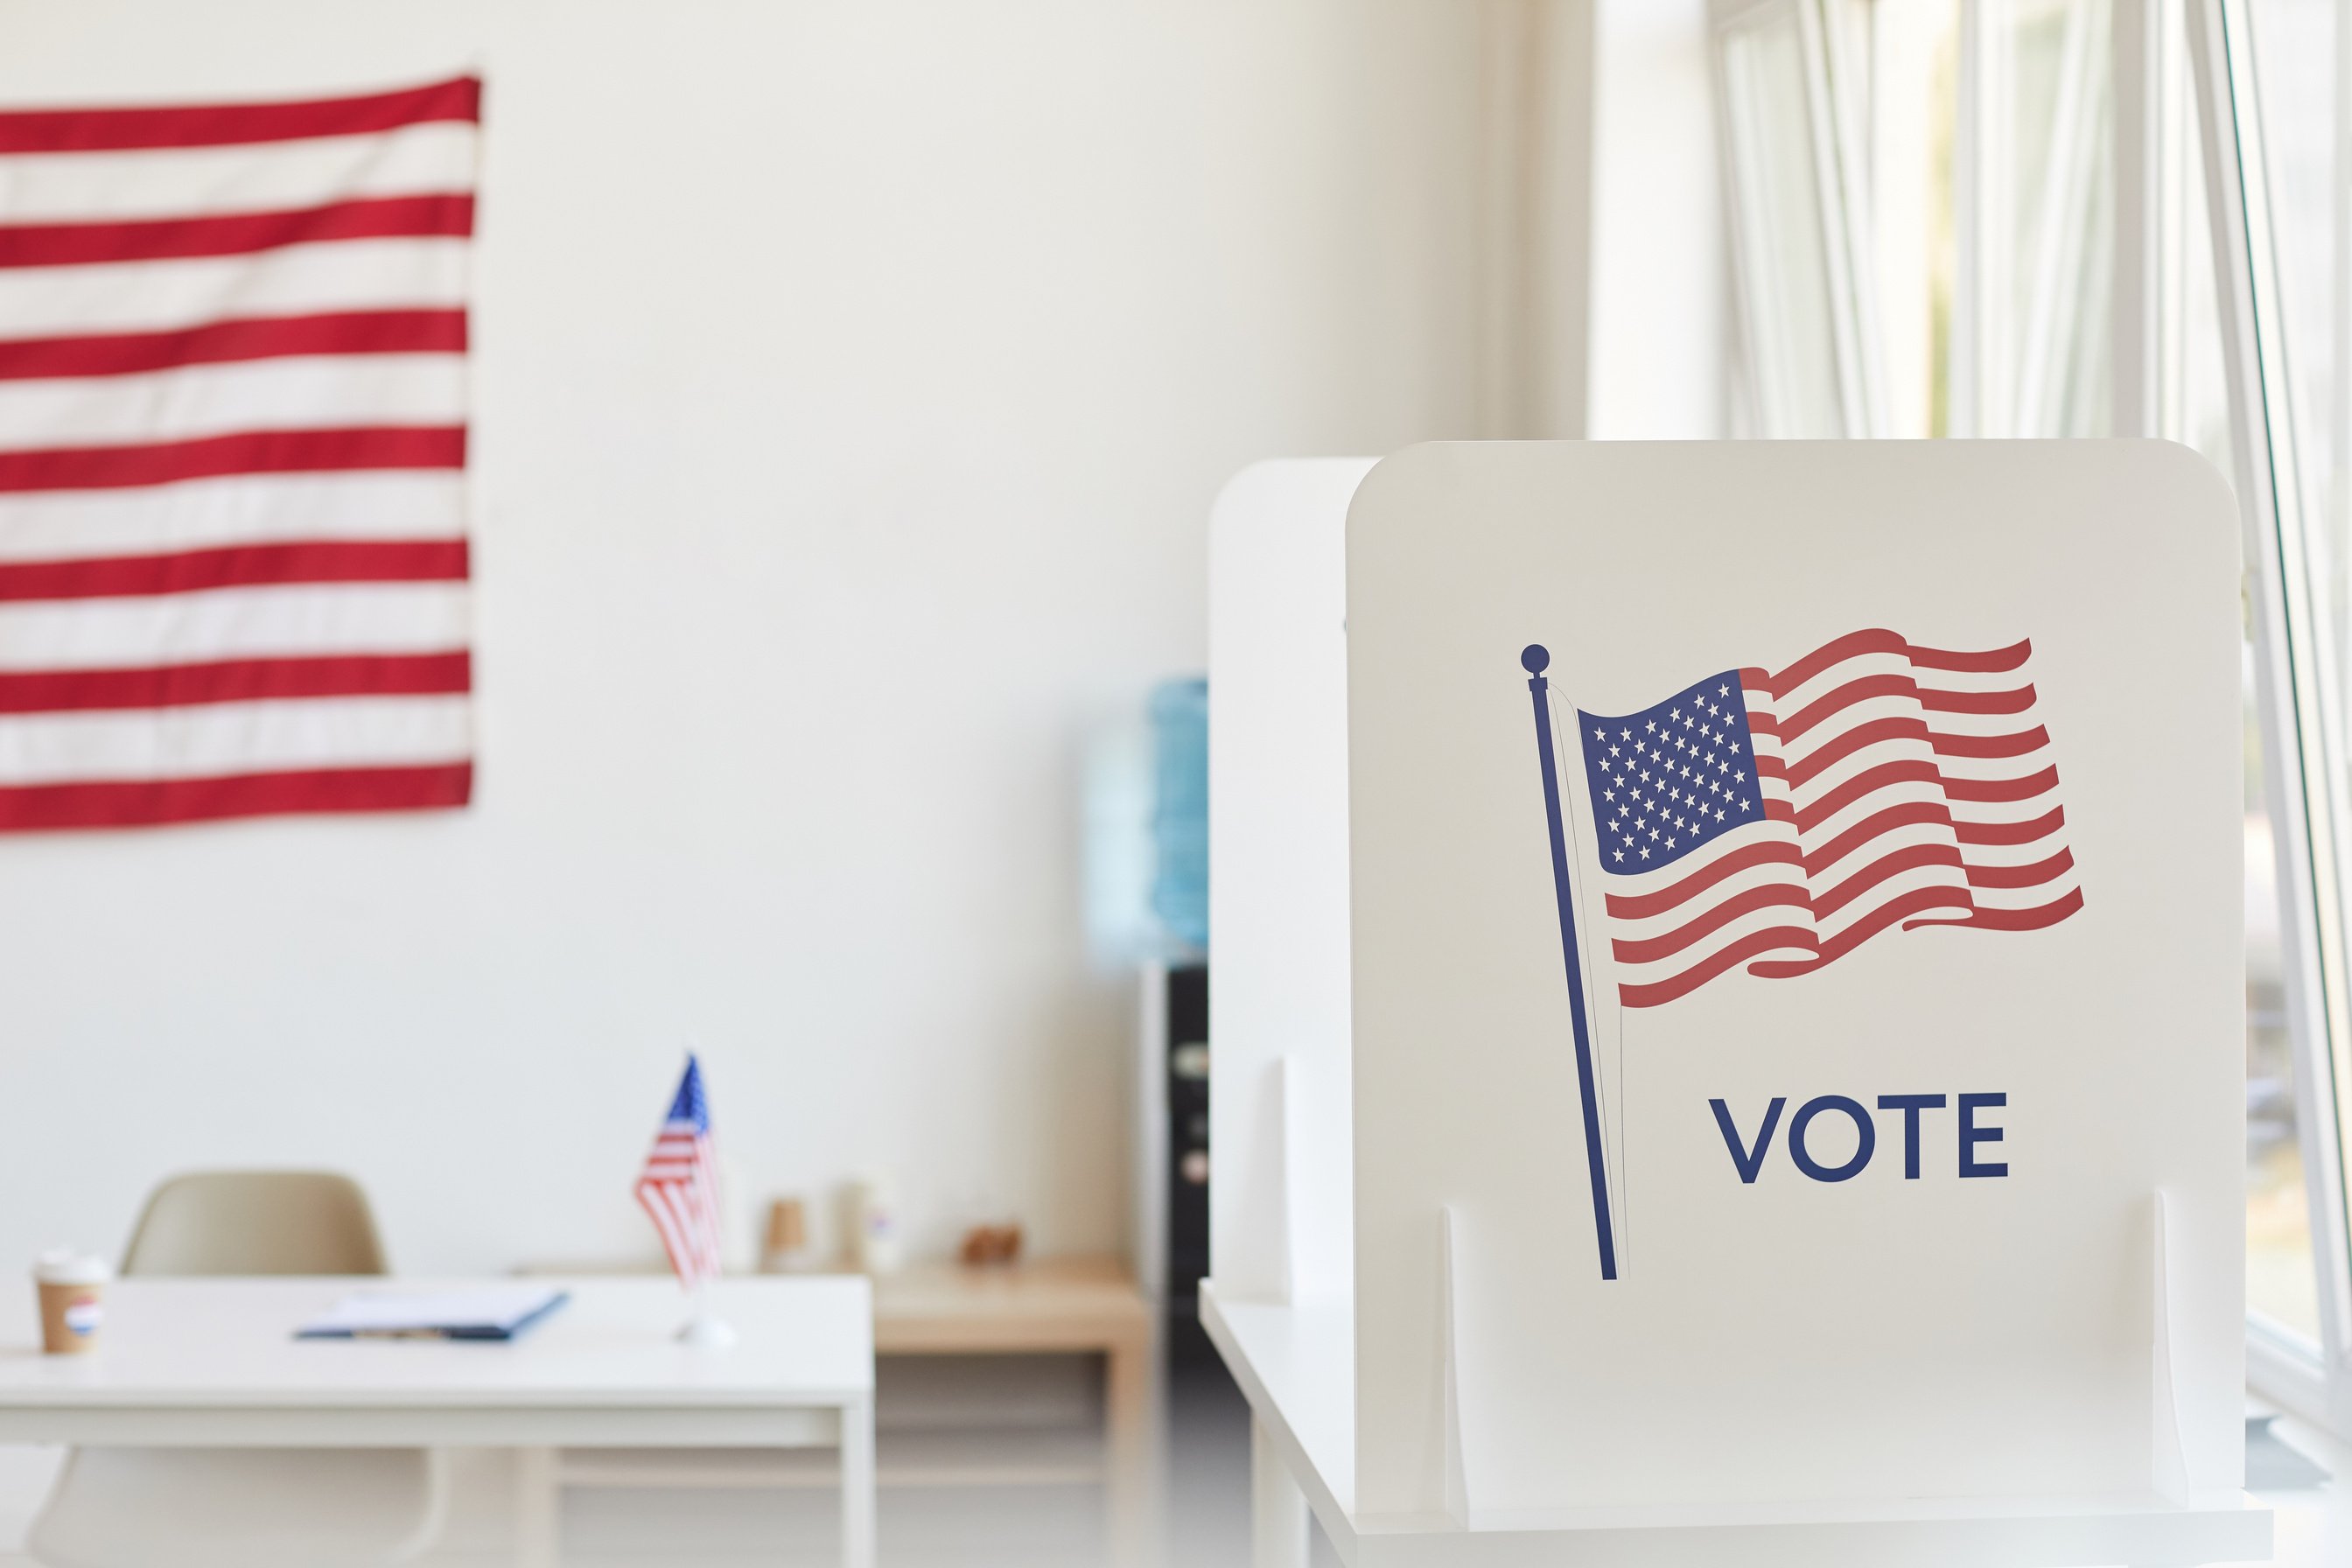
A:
[[0, 0, 1490, 1273]]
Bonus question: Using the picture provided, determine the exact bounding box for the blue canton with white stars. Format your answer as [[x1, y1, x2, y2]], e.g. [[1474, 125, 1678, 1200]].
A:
[[1576, 671, 1767, 874], [665, 1056, 712, 1133]]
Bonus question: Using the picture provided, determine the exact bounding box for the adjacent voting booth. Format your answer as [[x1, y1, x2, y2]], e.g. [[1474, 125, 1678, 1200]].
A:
[[1203, 444, 2270, 1567]]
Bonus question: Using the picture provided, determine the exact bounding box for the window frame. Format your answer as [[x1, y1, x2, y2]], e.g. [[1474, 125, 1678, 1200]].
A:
[[2188, 0, 2352, 1431], [1712, 0, 2352, 1436]]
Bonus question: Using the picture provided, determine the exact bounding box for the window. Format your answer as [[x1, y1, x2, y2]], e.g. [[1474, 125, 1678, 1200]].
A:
[[2194, 0, 2352, 1424], [1713, 0, 1883, 435], [1712, 0, 2352, 1432], [1970, 0, 2116, 437], [1844, 0, 1962, 436]]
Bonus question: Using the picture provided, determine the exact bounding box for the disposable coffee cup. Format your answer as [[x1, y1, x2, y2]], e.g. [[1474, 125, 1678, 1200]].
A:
[[33, 1250, 109, 1355]]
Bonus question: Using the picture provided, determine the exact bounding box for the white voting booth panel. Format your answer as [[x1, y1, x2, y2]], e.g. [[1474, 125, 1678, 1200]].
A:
[[1208, 457, 1368, 1313], [1204, 444, 2269, 1567]]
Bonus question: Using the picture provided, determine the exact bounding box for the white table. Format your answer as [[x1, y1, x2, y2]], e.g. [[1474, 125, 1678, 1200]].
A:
[[0, 1276, 876, 1568]]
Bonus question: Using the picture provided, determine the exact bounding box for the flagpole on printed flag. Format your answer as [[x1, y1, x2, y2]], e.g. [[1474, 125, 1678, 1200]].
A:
[[1522, 645, 1619, 1281]]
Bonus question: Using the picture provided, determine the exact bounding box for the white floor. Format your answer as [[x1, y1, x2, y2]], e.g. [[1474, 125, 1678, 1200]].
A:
[[2247, 1409, 2352, 1568], [0, 1354, 1260, 1568], [0, 1390, 2336, 1565], [0, 1447, 1141, 1567]]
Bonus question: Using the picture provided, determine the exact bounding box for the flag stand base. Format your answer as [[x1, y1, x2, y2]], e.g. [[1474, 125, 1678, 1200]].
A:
[[676, 1313, 738, 1349]]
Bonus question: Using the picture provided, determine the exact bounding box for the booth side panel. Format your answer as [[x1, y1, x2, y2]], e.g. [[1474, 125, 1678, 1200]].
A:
[[1207, 458, 1369, 1307]]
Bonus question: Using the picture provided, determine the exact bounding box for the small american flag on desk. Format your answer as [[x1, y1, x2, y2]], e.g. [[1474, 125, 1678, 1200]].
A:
[[637, 1056, 723, 1289], [1566, 628, 2082, 1009]]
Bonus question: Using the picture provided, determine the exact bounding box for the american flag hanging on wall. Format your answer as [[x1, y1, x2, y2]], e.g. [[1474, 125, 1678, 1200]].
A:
[[0, 77, 480, 830]]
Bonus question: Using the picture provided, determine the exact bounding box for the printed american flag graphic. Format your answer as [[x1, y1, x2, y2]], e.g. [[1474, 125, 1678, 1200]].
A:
[[0, 77, 480, 830], [637, 1056, 724, 1289], [1572, 629, 2082, 1008]]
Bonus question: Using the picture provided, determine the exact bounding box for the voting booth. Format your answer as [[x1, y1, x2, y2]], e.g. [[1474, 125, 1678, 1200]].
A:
[[1204, 444, 2271, 1566]]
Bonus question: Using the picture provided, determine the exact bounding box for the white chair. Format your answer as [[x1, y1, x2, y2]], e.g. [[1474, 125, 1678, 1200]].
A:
[[27, 1172, 447, 1568]]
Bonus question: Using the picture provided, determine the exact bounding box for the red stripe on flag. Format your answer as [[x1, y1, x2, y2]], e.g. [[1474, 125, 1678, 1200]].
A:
[[1760, 721, 2049, 782], [646, 1177, 717, 1285], [1919, 683, 2035, 717], [0, 761, 471, 831], [1964, 848, 2076, 890], [0, 194, 475, 270], [1602, 838, 1802, 920], [1905, 638, 2034, 674], [1793, 759, 1942, 833], [1748, 675, 2035, 744], [1756, 630, 2033, 696], [637, 1180, 696, 1284], [1746, 883, 1979, 978], [1614, 841, 1972, 970], [0, 78, 481, 154], [0, 652, 471, 713], [1760, 630, 1902, 695], [0, 540, 469, 601], [0, 426, 466, 493], [1752, 675, 1915, 742], [1620, 923, 1814, 1009], [1811, 841, 1966, 919], [1955, 806, 2066, 847], [670, 1181, 712, 1280], [0, 310, 468, 380], [1802, 801, 1956, 877], [1906, 886, 2085, 931], [1611, 882, 1809, 966], [1929, 725, 2049, 760], [1940, 766, 2060, 804], [1779, 715, 1931, 788], [1755, 630, 1907, 696]]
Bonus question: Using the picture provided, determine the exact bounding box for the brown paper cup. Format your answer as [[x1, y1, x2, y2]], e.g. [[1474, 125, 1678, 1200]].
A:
[[36, 1278, 103, 1354]]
